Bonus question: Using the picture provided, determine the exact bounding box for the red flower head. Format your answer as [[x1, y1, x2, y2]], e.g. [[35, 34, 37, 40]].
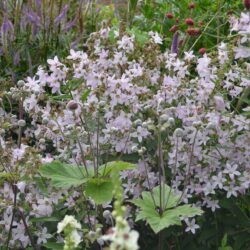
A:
[[186, 27, 201, 36], [185, 18, 194, 26], [188, 2, 195, 9], [166, 12, 174, 19], [244, 0, 250, 10], [199, 48, 207, 55]]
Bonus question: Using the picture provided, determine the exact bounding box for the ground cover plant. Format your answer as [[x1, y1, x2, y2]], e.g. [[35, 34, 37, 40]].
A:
[[0, 1, 250, 250]]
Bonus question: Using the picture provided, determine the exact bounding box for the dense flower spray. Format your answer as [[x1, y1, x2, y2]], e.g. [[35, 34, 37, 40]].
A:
[[0, 11, 249, 248]]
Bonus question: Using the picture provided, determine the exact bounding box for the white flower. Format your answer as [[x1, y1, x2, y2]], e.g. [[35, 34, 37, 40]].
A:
[[224, 184, 238, 198], [101, 221, 139, 250], [66, 229, 82, 248], [218, 42, 229, 64], [149, 31, 163, 44], [16, 181, 26, 193], [47, 56, 62, 68], [223, 163, 241, 180], [57, 216, 82, 250], [36, 227, 52, 245], [12, 144, 28, 161], [234, 46, 250, 59], [57, 215, 81, 233], [185, 218, 200, 234], [184, 51, 195, 61], [117, 35, 134, 52]]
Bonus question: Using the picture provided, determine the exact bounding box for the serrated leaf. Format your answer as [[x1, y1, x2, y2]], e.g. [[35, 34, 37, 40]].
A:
[[39, 161, 87, 188], [85, 178, 114, 204], [131, 184, 203, 233], [99, 161, 136, 176], [171, 204, 203, 217], [149, 212, 182, 233]]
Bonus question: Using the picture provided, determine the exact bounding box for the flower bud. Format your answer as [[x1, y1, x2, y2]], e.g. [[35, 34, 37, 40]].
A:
[[160, 123, 168, 132], [103, 210, 111, 219], [66, 100, 78, 110], [98, 101, 106, 107], [160, 114, 168, 123], [192, 121, 202, 127], [147, 124, 156, 132], [10, 87, 16, 92], [174, 128, 184, 137], [96, 228, 102, 235], [168, 117, 175, 125], [34, 90, 40, 95], [17, 80, 25, 88], [88, 231, 96, 239], [39, 138, 46, 144], [131, 145, 138, 153], [133, 119, 142, 126], [199, 48, 206, 55], [18, 119, 26, 127], [42, 117, 49, 125], [116, 216, 123, 223]]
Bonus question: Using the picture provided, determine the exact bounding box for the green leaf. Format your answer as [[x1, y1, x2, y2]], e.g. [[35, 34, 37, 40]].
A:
[[150, 211, 182, 233], [43, 242, 64, 250], [81, 89, 91, 102], [170, 204, 203, 218], [39, 161, 87, 188], [152, 184, 180, 209], [48, 94, 71, 101], [85, 178, 114, 204], [108, 27, 118, 43], [30, 216, 60, 223], [128, 27, 149, 46], [99, 161, 136, 176], [221, 234, 228, 247], [131, 184, 203, 233]]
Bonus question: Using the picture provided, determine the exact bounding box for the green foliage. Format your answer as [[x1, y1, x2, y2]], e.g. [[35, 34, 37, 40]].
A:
[[39, 160, 136, 205], [39, 161, 88, 189], [131, 184, 203, 233], [99, 161, 136, 176], [218, 234, 233, 250], [43, 242, 64, 250], [128, 27, 150, 46], [85, 161, 136, 204], [85, 178, 114, 204], [30, 216, 60, 223]]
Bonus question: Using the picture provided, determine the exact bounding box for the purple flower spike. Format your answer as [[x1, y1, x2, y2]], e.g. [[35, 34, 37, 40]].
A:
[[25, 9, 41, 26], [171, 31, 179, 54], [54, 4, 69, 26], [62, 18, 76, 32], [1, 16, 14, 34]]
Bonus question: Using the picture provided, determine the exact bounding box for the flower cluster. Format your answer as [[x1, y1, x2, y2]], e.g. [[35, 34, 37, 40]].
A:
[[0, 11, 249, 248], [57, 215, 82, 250], [101, 217, 139, 250]]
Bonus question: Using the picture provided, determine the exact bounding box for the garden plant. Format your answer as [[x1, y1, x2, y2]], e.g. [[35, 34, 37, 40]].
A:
[[0, 1, 250, 250]]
